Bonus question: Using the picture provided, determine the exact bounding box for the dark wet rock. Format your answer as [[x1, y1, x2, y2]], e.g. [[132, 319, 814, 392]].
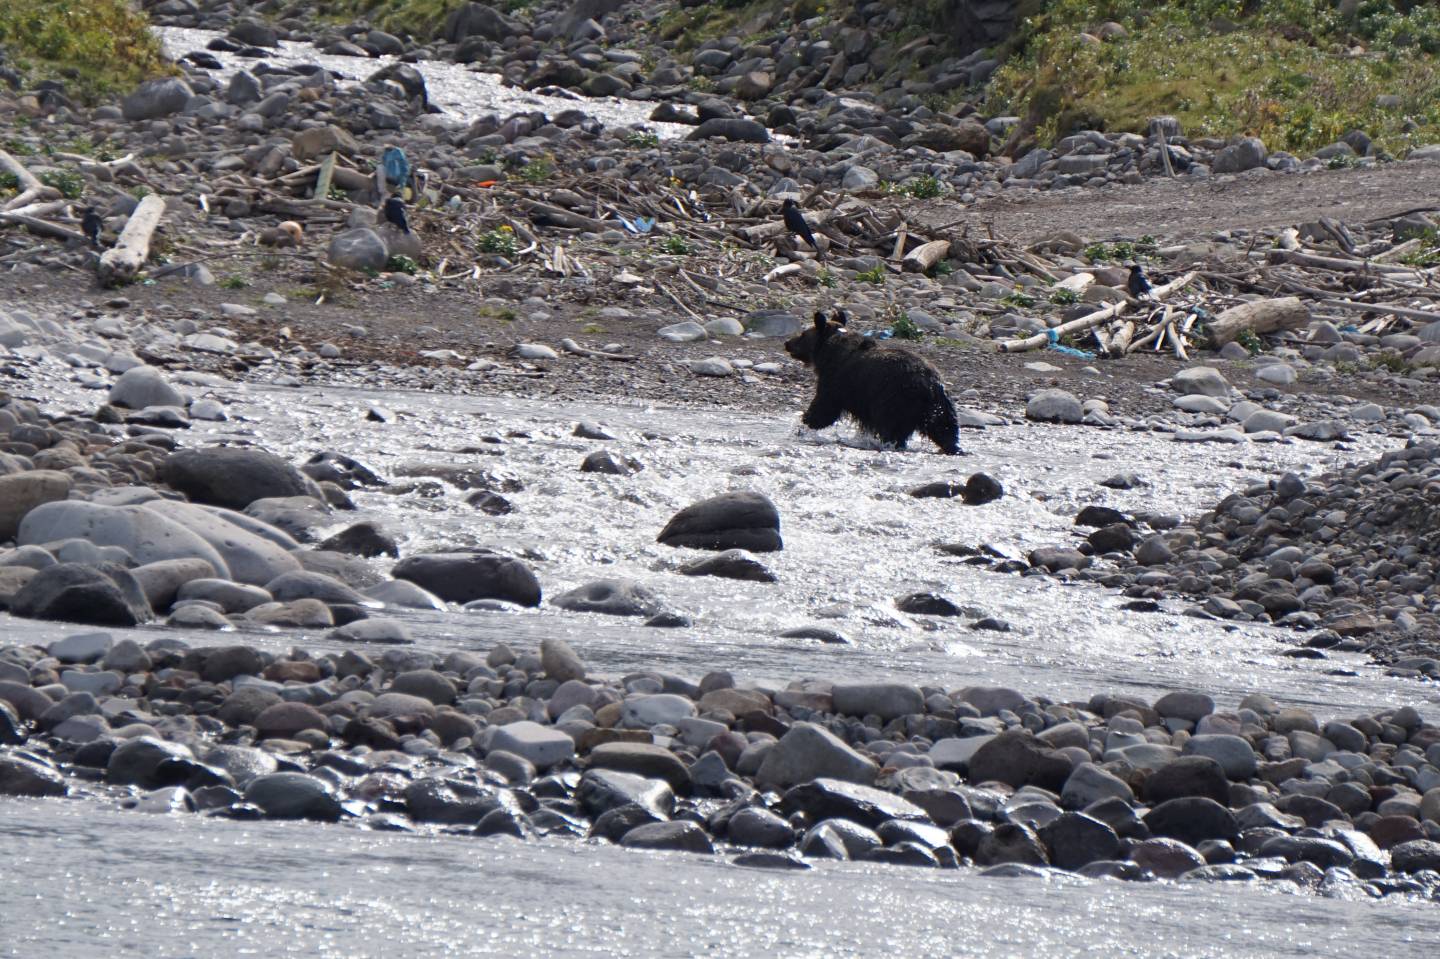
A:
[[1143, 756, 1230, 805], [163, 447, 319, 510], [800, 818, 883, 860], [863, 842, 941, 868], [590, 803, 665, 842], [253, 702, 328, 739], [0, 754, 67, 797], [392, 551, 541, 606], [1390, 839, 1440, 873], [726, 806, 795, 848], [578, 768, 675, 820], [404, 777, 497, 824], [975, 821, 1049, 867], [0, 682, 53, 723], [782, 778, 927, 828], [962, 473, 1004, 505], [1131, 837, 1207, 878], [1144, 797, 1240, 846], [678, 549, 776, 583], [1040, 812, 1121, 870], [107, 737, 194, 788], [894, 593, 964, 616], [733, 851, 810, 870], [318, 521, 400, 558], [201, 645, 264, 683], [10, 563, 151, 627], [621, 820, 715, 854], [967, 730, 1072, 792], [244, 772, 343, 821], [657, 491, 781, 553]]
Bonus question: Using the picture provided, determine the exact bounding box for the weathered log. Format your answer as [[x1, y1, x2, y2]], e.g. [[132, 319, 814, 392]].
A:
[[1320, 298, 1439, 324], [998, 270, 1198, 353], [1267, 248, 1423, 277], [902, 239, 949, 273], [0, 211, 87, 244], [518, 200, 604, 232], [0, 149, 58, 211], [1203, 296, 1309, 346], [97, 193, 165, 288]]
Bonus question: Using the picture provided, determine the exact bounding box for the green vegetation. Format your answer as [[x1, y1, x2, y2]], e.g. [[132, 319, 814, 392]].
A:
[[660, 234, 691, 256], [901, 174, 945, 199], [855, 264, 886, 285], [1001, 290, 1039, 308], [512, 156, 554, 184], [816, 267, 838, 288], [386, 254, 419, 274], [625, 131, 661, 149], [0, 0, 174, 102], [1399, 228, 1440, 267], [330, 0, 537, 35], [1234, 328, 1264, 355], [0, 171, 17, 196], [221, 276, 249, 290], [991, 1, 1440, 154], [1049, 286, 1080, 305], [478, 227, 519, 256], [889, 313, 923, 340], [1083, 235, 1160, 263], [38, 168, 83, 199]]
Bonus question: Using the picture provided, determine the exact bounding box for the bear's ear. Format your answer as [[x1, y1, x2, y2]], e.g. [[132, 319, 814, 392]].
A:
[[813, 311, 828, 331], [833, 309, 848, 328]]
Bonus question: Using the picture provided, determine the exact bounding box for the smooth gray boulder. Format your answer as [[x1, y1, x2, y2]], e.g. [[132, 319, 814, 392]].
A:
[[141, 500, 300, 586], [392, 551, 541, 606], [552, 578, 662, 617], [486, 720, 575, 769], [108, 366, 184, 409], [162, 447, 319, 510], [328, 228, 390, 272], [121, 78, 193, 121], [19, 501, 230, 577], [755, 722, 878, 789], [831, 683, 925, 721]]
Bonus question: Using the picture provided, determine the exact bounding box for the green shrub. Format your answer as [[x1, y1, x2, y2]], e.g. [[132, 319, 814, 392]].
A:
[[0, 0, 174, 102]]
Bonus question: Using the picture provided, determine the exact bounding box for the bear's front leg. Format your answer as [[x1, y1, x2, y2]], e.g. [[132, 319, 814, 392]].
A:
[[801, 391, 844, 430]]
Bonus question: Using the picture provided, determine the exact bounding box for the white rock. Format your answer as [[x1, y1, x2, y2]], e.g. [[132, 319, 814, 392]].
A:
[[657, 321, 706, 342], [704, 317, 744, 337], [513, 343, 559, 360], [622, 693, 697, 728], [1172, 395, 1229, 414], [691, 357, 734, 377], [139, 500, 301, 586], [486, 720, 575, 769], [189, 399, 228, 421], [1256, 363, 1297, 385]]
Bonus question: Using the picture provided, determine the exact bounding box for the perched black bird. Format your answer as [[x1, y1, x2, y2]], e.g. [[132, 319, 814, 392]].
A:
[[382, 195, 410, 234], [781, 198, 822, 256], [80, 207, 103, 249], [1127, 263, 1154, 300]]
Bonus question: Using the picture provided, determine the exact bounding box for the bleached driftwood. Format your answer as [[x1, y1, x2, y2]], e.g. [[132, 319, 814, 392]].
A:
[[998, 271, 1198, 353], [0, 149, 59, 211], [0, 210, 86, 244], [97, 194, 165, 288], [902, 239, 949, 273], [1319, 298, 1438, 324], [1203, 296, 1309, 346], [560, 338, 635, 361]]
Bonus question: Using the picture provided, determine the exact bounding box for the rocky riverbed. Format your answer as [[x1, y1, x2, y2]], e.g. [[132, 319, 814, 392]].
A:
[[6, 1, 1440, 954]]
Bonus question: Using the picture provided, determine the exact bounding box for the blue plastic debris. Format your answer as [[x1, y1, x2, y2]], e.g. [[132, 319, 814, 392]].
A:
[[381, 147, 410, 188]]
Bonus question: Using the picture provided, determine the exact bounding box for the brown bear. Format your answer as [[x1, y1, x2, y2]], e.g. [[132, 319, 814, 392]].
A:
[[784, 309, 962, 454]]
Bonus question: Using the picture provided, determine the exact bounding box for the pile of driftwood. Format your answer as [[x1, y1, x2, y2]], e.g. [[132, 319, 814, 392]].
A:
[[4, 137, 1438, 353]]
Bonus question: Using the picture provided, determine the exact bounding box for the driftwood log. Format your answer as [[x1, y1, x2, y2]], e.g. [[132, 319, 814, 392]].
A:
[[1203, 296, 1309, 346], [902, 239, 949, 273], [97, 193, 166, 288], [998, 271, 1198, 353], [0, 149, 60, 212]]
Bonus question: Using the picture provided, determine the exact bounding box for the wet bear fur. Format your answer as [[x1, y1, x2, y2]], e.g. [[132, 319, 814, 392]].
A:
[[785, 309, 962, 454]]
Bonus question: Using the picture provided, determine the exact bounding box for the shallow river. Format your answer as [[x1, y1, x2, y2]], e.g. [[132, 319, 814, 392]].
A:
[[4, 372, 1439, 955], [3, 27, 1439, 955]]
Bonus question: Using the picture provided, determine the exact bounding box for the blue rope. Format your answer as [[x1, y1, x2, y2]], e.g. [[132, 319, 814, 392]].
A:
[[1045, 328, 1095, 358]]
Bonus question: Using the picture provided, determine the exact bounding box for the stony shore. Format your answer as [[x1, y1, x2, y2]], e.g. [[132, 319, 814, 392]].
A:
[[3, 0, 1440, 905]]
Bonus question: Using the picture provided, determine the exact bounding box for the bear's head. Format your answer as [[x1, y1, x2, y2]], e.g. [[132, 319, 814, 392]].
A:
[[784, 309, 849, 364]]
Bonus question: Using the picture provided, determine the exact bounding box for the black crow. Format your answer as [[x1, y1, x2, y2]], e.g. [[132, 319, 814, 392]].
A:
[[781, 198, 822, 256], [81, 207, 103, 249], [1127, 263, 1154, 300], [383, 195, 410, 234]]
